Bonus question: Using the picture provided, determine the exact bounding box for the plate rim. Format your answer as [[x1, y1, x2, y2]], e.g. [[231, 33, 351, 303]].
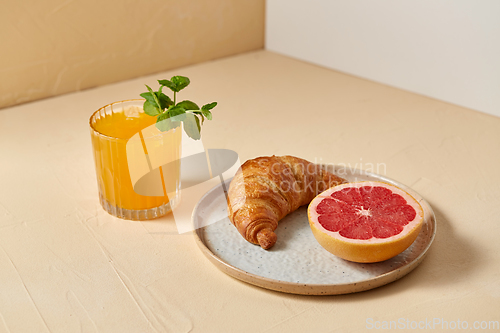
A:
[[192, 166, 437, 295]]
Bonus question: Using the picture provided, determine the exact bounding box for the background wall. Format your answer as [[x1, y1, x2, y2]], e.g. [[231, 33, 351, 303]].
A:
[[0, 0, 265, 109], [266, 0, 500, 118]]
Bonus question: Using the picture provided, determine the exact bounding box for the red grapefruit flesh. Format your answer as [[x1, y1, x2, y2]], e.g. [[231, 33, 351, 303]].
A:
[[307, 181, 424, 263]]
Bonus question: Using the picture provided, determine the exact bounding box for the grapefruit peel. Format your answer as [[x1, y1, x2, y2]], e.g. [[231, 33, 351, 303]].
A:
[[308, 181, 424, 263]]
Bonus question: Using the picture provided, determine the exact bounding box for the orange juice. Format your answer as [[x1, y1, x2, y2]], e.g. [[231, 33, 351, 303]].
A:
[[90, 100, 181, 220]]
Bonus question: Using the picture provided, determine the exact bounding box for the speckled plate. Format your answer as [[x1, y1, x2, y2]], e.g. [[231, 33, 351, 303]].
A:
[[193, 165, 436, 295]]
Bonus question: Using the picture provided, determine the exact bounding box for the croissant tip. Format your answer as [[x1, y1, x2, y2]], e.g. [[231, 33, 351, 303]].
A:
[[257, 229, 277, 250]]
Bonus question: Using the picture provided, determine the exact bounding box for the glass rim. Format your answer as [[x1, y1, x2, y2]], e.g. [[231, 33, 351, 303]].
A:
[[89, 99, 180, 140]]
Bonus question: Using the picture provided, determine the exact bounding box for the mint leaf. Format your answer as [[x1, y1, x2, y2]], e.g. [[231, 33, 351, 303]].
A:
[[158, 79, 177, 92], [145, 85, 163, 110], [140, 92, 156, 105], [141, 91, 172, 110], [159, 76, 190, 92], [143, 100, 161, 116], [192, 111, 205, 124], [176, 100, 199, 110], [157, 92, 173, 110], [171, 76, 190, 92], [156, 112, 180, 132], [141, 76, 216, 137], [201, 109, 212, 120], [201, 102, 217, 111], [168, 105, 187, 121], [200, 102, 216, 120], [183, 113, 201, 140]]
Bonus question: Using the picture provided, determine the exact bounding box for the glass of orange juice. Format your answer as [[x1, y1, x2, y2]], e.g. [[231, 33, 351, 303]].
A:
[[89, 99, 182, 220]]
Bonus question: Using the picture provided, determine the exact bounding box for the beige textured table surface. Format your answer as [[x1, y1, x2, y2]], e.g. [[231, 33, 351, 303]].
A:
[[1, 51, 499, 332]]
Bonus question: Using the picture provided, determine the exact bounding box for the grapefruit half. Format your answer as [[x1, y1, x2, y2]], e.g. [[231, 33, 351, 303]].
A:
[[308, 181, 424, 263]]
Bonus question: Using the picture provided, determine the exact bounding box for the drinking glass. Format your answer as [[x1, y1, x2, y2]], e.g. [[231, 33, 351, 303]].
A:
[[89, 100, 181, 220]]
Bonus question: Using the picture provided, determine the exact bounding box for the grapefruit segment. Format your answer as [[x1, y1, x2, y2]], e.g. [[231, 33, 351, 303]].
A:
[[308, 181, 424, 263]]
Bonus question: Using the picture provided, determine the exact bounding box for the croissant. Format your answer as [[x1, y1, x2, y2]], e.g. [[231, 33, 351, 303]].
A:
[[227, 155, 346, 249]]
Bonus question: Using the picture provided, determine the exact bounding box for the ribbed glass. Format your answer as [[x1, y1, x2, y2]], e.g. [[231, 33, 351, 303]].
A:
[[89, 99, 181, 220]]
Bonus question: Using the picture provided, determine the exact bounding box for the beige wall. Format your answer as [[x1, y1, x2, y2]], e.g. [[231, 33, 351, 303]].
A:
[[0, 0, 265, 109]]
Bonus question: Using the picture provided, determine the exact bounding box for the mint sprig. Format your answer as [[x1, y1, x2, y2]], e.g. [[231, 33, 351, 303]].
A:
[[140, 76, 217, 140]]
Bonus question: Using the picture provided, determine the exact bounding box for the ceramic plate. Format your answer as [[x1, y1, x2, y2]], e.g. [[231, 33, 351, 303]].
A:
[[193, 165, 436, 295]]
